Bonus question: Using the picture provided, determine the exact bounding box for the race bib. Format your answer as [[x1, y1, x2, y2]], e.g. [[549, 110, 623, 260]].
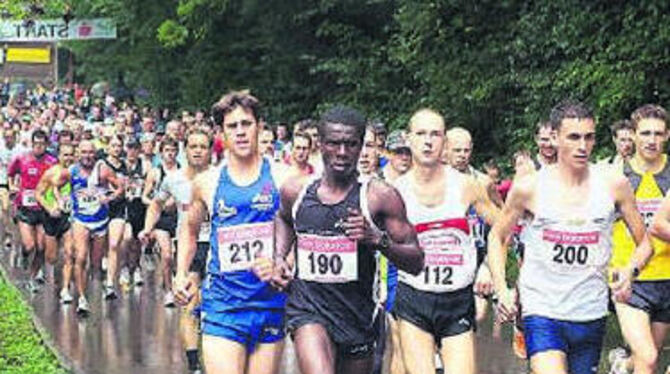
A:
[[636, 198, 662, 228], [217, 222, 273, 273], [77, 189, 101, 215], [402, 218, 475, 292], [296, 233, 358, 283], [22, 190, 38, 208], [542, 229, 601, 273]]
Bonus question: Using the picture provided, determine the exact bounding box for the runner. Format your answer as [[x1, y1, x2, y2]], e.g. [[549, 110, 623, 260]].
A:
[[140, 127, 211, 374], [122, 138, 148, 287], [393, 111, 499, 374], [358, 125, 381, 178], [0, 125, 24, 251], [8, 129, 57, 292], [141, 137, 180, 305], [598, 119, 634, 172], [56, 140, 122, 314], [488, 100, 654, 374], [174, 91, 287, 374], [35, 143, 75, 303], [274, 105, 423, 374], [534, 121, 557, 169], [102, 134, 129, 299], [610, 104, 670, 374], [379, 129, 412, 374], [283, 132, 314, 184]]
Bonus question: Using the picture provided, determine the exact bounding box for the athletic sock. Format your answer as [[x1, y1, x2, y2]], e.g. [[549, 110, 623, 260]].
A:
[[185, 349, 199, 370]]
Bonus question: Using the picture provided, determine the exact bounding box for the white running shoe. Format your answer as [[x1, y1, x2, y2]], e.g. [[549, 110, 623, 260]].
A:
[[164, 291, 176, 307], [608, 347, 630, 374], [101, 256, 108, 272], [132, 268, 144, 286], [60, 288, 74, 304], [27, 279, 40, 293], [103, 284, 117, 300], [119, 267, 130, 287], [35, 268, 45, 284], [77, 296, 90, 314]]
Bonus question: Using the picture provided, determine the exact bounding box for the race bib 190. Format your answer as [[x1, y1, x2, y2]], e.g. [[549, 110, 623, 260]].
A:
[[217, 222, 273, 273], [296, 233, 357, 283]]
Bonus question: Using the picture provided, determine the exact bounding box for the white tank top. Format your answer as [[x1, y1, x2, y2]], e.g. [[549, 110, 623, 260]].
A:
[[395, 166, 477, 293], [519, 165, 615, 321]]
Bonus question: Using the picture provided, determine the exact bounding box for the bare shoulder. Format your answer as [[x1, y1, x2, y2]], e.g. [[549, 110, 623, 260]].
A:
[[193, 166, 219, 194], [367, 177, 404, 214]]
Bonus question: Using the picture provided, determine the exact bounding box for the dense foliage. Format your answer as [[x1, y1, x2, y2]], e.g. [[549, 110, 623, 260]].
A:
[[4, 0, 670, 162]]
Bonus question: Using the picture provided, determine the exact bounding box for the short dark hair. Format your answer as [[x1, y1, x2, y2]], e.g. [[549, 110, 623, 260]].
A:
[[58, 129, 74, 141], [317, 105, 367, 140], [535, 121, 552, 136], [211, 90, 260, 126], [483, 159, 499, 171], [32, 129, 48, 143], [610, 119, 634, 138], [631, 104, 667, 130], [549, 99, 594, 131], [160, 136, 179, 152]]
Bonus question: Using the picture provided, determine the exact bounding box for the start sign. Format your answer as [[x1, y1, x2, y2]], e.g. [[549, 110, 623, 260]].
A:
[[0, 19, 117, 42]]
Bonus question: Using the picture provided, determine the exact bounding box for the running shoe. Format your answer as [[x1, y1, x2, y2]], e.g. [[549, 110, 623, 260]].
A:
[[60, 288, 73, 304], [512, 325, 527, 360], [164, 291, 176, 307], [103, 284, 117, 300], [35, 267, 45, 284], [77, 296, 90, 314], [119, 267, 130, 287], [4, 237, 11, 250], [27, 279, 40, 293], [607, 347, 630, 374], [101, 256, 108, 272], [133, 268, 144, 286]]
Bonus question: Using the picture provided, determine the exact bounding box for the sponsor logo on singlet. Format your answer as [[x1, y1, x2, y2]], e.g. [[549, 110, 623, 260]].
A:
[[216, 199, 237, 219], [251, 183, 275, 211]]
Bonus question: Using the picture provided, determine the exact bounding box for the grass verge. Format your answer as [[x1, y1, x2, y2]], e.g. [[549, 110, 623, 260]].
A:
[[0, 275, 66, 374]]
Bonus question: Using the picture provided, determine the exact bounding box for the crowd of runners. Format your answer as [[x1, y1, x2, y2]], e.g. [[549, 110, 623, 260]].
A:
[[0, 83, 669, 374]]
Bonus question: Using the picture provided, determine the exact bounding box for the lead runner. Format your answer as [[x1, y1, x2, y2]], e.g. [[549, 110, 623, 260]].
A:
[[272, 105, 424, 374]]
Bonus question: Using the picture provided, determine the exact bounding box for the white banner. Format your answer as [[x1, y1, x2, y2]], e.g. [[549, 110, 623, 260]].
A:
[[0, 19, 117, 42]]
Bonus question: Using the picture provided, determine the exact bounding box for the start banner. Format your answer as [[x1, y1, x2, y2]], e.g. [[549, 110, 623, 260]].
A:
[[0, 19, 117, 42]]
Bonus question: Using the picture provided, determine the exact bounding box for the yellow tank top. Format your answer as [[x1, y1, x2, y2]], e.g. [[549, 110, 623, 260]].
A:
[[610, 156, 670, 280]]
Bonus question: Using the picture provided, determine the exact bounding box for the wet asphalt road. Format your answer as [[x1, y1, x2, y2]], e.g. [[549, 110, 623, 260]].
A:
[[0, 246, 526, 374]]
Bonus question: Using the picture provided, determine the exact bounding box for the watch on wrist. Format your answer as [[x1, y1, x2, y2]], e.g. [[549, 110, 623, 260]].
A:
[[631, 264, 640, 279], [378, 231, 391, 250]]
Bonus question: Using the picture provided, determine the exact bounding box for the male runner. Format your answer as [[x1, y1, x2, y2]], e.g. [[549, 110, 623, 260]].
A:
[[175, 91, 286, 374], [275, 106, 423, 374], [8, 130, 57, 291], [55, 140, 122, 314], [121, 138, 148, 287], [284, 132, 314, 184], [489, 100, 653, 374], [534, 121, 557, 169], [102, 135, 129, 299], [141, 137, 180, 302], [379, 129, 412, 374], [35, 143, 75, 302], [394, 111, 500, 374], [610, 104, 670, 374], [598, 119, 634, 172], [358, 125, 380, 178], [139, 127, 211, 374], [0, 125, 24, 250]]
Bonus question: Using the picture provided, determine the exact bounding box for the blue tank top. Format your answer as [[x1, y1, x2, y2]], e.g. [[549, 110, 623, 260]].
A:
[[70, 163, 109, 223], [202, 159, 285, 311]]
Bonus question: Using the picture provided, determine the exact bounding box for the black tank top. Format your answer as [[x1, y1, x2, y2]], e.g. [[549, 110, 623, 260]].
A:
[[289, 177, 378, 336], [104, 157, 128, 206]]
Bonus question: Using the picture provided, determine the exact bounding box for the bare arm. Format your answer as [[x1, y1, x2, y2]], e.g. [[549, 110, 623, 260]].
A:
[[274, 178, 302, 264], [141, 168, 158, 206], [650, 192, 670, 242], [35, 167, 55, 214], [142, 177, 169, 233], [365, 180, 424, 275], [469, 176, 502, 226], [614, 176, 653, 272], [100, 164, 124, 200]]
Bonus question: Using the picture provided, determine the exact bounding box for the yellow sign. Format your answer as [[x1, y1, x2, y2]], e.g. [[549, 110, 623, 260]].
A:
[[6, 47, 51, 63]]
